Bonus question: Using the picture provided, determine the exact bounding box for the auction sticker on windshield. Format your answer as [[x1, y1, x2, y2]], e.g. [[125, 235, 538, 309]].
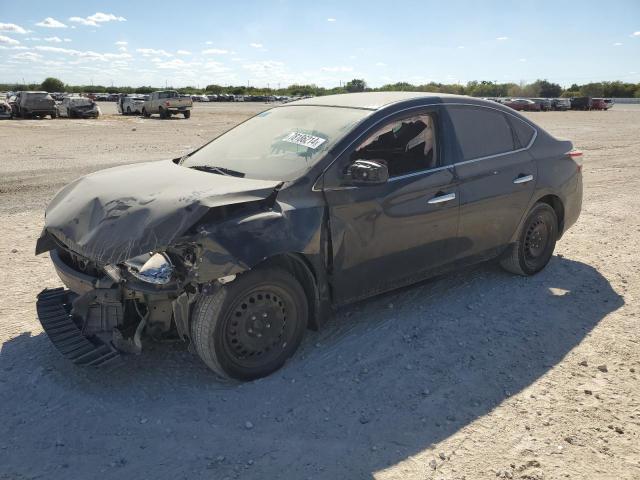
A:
[[282, 132, 327, 149]]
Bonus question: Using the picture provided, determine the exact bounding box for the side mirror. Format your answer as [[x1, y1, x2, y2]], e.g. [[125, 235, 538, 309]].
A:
[[346, 160, 389, 185]]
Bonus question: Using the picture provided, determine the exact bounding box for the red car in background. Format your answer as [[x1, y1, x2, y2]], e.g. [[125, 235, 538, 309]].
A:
[[591, 98, 611, 110], [503, 98, 541, 112]]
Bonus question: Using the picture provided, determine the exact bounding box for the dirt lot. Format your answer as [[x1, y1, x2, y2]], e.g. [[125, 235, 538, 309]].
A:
[[0, 102, 639, 480]]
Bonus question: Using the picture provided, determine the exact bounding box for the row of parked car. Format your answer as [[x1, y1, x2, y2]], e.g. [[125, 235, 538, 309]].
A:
[[485, 97, 614, 112], [0, 91, 100, 119]]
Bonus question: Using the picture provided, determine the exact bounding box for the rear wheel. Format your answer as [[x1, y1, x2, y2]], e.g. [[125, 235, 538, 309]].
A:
[[500, 203, 558, 276], [191, 267, 308, 380], [142, 108, 150, 118], [126, 106, 131, 115], [183, 110, 191, 119], [50, 111, 56, 119]]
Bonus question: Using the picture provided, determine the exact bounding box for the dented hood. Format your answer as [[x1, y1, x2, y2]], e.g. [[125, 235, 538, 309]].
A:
[[39, 160, 281, 264]]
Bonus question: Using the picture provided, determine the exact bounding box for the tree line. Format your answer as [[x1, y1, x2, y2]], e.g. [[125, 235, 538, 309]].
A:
[[2, 77, 640, 98]]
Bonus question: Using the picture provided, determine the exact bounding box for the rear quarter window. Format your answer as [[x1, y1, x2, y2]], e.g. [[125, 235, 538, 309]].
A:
[[446, 106, 516, 161], [508, 116, 536, 148]]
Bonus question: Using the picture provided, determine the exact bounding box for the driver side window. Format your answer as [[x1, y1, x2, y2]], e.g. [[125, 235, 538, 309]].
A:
[[351, 114, 437, 177]]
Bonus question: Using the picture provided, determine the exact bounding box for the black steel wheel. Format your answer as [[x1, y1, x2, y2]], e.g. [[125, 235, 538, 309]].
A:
[[500, 202, 558, 276], [191, 267, 308, 380]]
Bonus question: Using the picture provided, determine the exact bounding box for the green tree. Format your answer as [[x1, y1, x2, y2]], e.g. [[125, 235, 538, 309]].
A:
[[40, 77, 65, 92], [580, 82, 604, 97], [345, 78, 366, 93], [205, 84, 224, 94], [535, 79, 562, 98]]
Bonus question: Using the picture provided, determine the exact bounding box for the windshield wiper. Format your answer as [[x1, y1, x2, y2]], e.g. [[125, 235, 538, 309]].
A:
[[188, 165, 245, 178]]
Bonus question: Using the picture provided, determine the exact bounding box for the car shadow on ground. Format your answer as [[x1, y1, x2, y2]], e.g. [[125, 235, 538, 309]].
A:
[[0, 257, 623, 479]]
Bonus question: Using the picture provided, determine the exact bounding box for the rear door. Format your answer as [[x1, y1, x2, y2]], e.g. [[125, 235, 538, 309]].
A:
[[446, 105, 537, 258], [322, 108, 460, 303]]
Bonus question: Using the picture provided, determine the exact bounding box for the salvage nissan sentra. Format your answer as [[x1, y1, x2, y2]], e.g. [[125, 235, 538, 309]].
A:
[[35, 92, 583, 380]]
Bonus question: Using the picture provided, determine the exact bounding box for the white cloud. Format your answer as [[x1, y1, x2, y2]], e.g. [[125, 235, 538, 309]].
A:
[[177, 49, 192, 55], [136, 48, 172, 57], [118, 46, 127, 52], [249, 42, 263, 48], [0, 34, 20, 45], [613, 42, 623, 46], [632, 31, 640, 37], [457, 45, 465, 49], [12, 52, 42, 61], [496, 36, 508, 41], [115, 41, 128, 46], [0, 44, 28, 50], [35, 17, 67, 28], [34, 45, 132, 61], [205, 40, 213, 45], [0, 22, 28, 34], [64, 38, 71, 42], [44, 36, 63, 43], [375, 61, 386, 67], [69, 12, 126, 27], [202, 48, 228, 55], [321, 66, 353, 72], [157, 59, 187, 70], [327, 18, 336, 22], [519, 58, 527, 62], [243, 60, 283, 77]]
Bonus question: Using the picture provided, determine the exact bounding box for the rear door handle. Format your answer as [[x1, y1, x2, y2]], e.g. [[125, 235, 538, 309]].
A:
[[513, 174, 534, 184], [428, 192, 456, 204]]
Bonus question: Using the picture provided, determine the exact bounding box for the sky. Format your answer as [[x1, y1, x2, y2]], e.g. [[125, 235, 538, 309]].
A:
[[0, 0, 639, 89]]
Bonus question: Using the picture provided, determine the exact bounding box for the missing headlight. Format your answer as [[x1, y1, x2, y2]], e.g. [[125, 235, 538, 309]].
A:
[[124, 253, 174, 285]]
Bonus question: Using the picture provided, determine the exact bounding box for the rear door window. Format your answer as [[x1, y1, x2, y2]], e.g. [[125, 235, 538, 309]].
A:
[[447, 106, 516, 161]]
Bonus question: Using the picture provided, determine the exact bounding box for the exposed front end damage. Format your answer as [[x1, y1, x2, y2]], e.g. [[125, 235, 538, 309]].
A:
[[35, 159, 327, 366]]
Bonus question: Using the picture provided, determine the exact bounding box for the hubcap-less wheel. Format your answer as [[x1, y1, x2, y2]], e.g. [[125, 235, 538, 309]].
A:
[[500, 203, 558, 276], [223, 288, 293, 369], [524, 218, 549, 261], [191, 267, 308, 380]]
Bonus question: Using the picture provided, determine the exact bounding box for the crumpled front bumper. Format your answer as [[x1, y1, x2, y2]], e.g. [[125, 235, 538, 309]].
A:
[[36, 288, 122, 367]]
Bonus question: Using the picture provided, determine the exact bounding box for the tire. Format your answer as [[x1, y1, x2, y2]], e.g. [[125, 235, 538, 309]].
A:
[[159, 107, 166, 119], [126, 106, 131, 115], [50, 111, 57, 119], [142, 108, 150, 118], [191, 267, 308, 380], [183, 110, 191, 119], [500, 203, 558, 276]]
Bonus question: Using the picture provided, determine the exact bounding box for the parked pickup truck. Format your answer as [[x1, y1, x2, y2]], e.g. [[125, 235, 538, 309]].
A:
[[142, 90, 192, 119]]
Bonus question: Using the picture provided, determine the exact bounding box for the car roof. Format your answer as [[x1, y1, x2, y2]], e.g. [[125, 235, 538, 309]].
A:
[[288, 91, 473, 111]]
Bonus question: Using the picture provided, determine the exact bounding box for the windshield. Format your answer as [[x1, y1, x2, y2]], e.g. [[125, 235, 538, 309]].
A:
[[182, 105, 370, 181], [70, 98, 92, 106]]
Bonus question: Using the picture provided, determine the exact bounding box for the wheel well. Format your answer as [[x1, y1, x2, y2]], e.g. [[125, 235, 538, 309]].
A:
[[255, 253, 322, 331], [536, 194, 564, 237]]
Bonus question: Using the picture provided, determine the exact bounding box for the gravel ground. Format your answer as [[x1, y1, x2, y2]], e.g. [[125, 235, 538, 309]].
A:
[[0, 102, 638, 480]]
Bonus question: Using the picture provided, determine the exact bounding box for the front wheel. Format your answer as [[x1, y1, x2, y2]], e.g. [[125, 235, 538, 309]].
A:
[[142, 108, 150, 118], [500, 203, 558, 276], [191, 267, 308, 380]]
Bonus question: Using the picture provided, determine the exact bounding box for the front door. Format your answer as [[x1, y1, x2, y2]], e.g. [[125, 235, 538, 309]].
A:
[[322, 110, 460, 304]]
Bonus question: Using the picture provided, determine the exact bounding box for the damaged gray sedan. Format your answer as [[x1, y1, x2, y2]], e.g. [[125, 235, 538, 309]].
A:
[[36, 92, 583, 380]]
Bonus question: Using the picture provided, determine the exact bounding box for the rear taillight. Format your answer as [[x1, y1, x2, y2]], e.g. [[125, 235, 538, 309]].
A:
[[165, 101, 170, 106], [566, 150, 583, 170]]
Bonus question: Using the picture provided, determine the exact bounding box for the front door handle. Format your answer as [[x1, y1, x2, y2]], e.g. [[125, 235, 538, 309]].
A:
[[428, 192, 456, 204], [513, 174, 534, 184]]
